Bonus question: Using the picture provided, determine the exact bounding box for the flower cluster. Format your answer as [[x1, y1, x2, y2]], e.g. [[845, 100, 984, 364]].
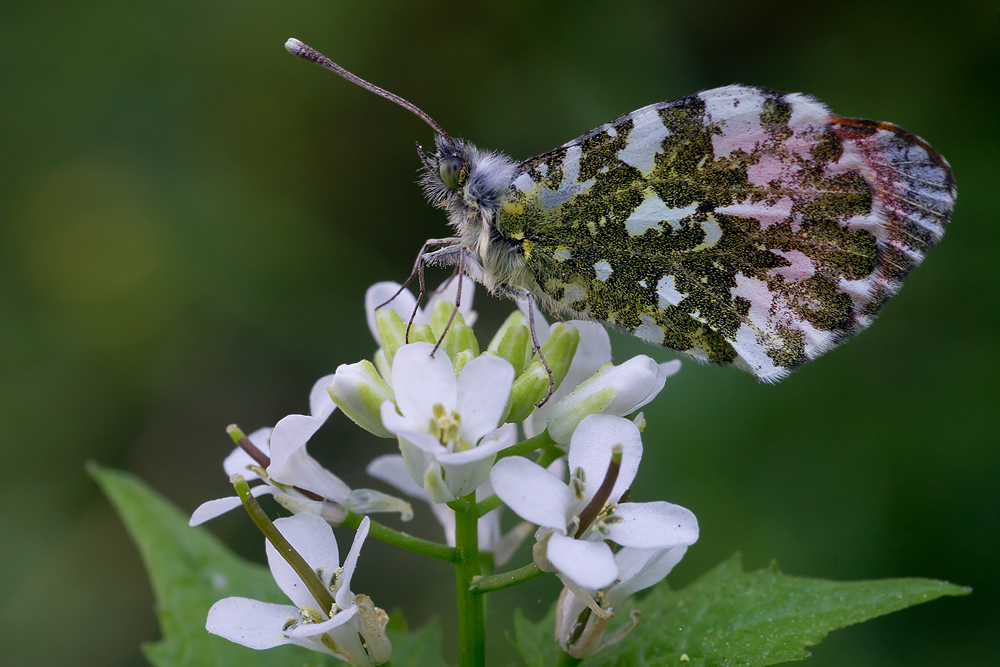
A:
[[197, 277, 698, 664]]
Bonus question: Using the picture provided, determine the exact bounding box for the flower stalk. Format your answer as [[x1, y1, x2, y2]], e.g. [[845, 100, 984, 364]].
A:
[[453, 493, 486, 667], [232, 474, 335, 614], [342, 511, 456, 562], [469, 562, 545, 594]]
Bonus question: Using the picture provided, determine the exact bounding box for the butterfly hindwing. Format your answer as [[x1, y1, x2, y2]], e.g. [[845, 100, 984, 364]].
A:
[[495, 85, 955, 381]]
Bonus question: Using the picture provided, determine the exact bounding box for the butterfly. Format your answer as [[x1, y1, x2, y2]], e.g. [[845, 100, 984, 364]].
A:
[[287, 39, 956, 382]]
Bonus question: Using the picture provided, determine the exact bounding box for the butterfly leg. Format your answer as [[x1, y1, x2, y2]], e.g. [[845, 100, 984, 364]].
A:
[[526, 297, 556, 407], [430, 249, 469, 357]]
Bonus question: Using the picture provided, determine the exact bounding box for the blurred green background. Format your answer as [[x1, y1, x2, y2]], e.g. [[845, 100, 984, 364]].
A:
[[2, 1, 996, 665]]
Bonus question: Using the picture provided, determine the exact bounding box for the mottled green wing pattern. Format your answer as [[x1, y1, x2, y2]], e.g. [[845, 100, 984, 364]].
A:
[[495, 86, 955, 381]]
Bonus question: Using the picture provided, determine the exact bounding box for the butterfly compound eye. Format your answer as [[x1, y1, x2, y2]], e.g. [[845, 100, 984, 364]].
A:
[[439, 156, 465, 190]]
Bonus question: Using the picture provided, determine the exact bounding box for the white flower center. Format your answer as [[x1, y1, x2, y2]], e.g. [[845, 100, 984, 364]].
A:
[[299, 606, 325, 624], [430, 403, 469, 451]]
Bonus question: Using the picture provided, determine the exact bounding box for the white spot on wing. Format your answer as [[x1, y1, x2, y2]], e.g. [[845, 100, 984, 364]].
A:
[[700, 86, 769, 159], [698, 217, 723, 248], [731, 274, 774, 330], [626, 197, 698, 237], [656, 275, 684, 309], [715, 195, 794, 229], [617, 106, 671, 175], [769, 249, 815, 282], [594, 260, 613, 282]]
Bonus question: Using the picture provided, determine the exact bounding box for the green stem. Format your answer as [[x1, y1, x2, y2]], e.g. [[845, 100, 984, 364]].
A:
[[475, 493, 502, 517], [469, 562, 545, 594], [454, 493, 485, 667], [496, 430, 555, 461], [534, 444, 564, 469], [343, 512, 456, 562], [233, 476, 335, 614]]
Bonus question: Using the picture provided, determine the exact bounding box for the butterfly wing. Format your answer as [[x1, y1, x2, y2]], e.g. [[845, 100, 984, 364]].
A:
[[495, 85, 955, 381]]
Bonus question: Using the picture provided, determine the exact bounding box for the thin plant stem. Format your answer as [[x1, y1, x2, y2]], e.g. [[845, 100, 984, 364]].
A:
[[232, 475, 335, 614], [469, 562, 545, 594], [496, 430, 555, 461], [343, 512, 456, 563], [535, 444, 564, 469], [476, 493, 502, 517], [454, 492, 486, 667]]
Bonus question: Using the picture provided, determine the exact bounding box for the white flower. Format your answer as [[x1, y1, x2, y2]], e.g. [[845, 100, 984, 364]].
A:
[[546, 356, 681, 445], [380, 342, 516, 503], [490, 414, 698, 613], [365, 276, 477, 346], [207, 514, 391, 666], [191, 376, 412, 526], [366, 440, 533, 567], [554, 545, 689, 658]]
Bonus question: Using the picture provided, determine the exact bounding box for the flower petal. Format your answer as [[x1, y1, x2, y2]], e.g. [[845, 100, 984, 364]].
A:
[[455, 354, 515, 442], [491, 457, 575, 530], [605, 501, 699, 549], [308, 374, 337, 420], [268, 414, 352, 502], [267, 513, 339, 609], [546, 533, 619, 589], [335, 517, 370, 610], [391, 343, 458, 419], [607, 545, 688, 609], [366, 454, 429, 501], [605, 356, 666, 414], [206, 597, 319, 651], [366, 282, 417, 344], [567, 415, 642, 504], [189, 485, 274, 526], [434, 433, 508, 499]]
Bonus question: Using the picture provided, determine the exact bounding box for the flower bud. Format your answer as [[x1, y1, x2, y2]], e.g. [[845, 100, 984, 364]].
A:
[[430, 299, 480, 361], [506, 360, 550, 423], [533, 323, 579, 390], [487, 311, 531, 375], [374, 309, 408, 364], [505, 324, 581, 422], [547, 356, 671, 445], [328, 361, 394, 438]]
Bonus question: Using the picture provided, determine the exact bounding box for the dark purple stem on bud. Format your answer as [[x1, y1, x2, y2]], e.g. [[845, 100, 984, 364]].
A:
[[574, 446, 622, 539]]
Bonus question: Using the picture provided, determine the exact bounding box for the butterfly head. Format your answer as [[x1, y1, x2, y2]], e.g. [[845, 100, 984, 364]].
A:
[[419, 135, 518, 225]]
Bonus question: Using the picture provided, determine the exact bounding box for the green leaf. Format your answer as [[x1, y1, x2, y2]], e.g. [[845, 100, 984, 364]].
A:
[[513, 553, 968, 667], [91, 464, 449, 667]]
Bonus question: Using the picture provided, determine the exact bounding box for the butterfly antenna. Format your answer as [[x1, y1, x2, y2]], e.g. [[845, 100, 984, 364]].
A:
[[286, 38, 454, 146]]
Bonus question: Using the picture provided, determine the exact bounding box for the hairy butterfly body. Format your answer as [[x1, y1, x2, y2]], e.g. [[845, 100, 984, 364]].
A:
[[288, 40, 955, 382]]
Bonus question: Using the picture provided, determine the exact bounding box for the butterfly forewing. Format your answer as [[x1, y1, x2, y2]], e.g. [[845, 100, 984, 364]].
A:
[[495, 85, 955, 381]]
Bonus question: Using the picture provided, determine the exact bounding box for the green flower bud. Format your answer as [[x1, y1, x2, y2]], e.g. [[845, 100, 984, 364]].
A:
[[534, 324, 580, 390], [429, 299, 479, 360], [505, 361, 551, 423], [487, 311, 531, 376], [409, 323, 436, 345], [328, 361, 393, 438], [375, 309, 408, 365]]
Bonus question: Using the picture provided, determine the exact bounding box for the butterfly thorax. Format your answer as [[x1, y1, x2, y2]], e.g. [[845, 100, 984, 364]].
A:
[[419, 137, 534, 297]]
